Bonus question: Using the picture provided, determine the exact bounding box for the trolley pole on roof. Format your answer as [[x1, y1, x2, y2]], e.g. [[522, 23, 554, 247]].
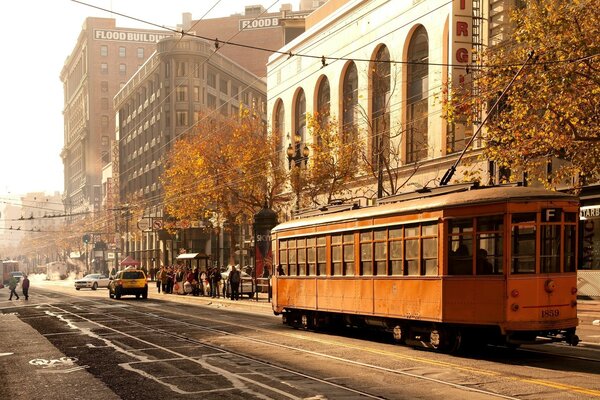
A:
[[439, 50, 536, 186]]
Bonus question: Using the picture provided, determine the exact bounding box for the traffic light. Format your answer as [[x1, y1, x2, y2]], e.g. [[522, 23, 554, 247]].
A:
[[82, 234, 91, 244]]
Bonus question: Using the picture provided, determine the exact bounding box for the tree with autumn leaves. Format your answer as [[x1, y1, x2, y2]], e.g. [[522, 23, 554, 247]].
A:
[[161, 107, 289, 262], [446, 0, 600, 189]]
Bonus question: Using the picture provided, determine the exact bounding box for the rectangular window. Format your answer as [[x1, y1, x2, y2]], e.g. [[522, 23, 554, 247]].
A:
[[207, 71, 216, 88], [193, 63, 200, 78], [297, 238, 307, 276], [540, 225, 560, 273], [101, 98, 109, 110], [176, 61, 187, 77], [137, 47, 144, 58], [405, 224, 420, 275], [176, 111, 188, 126], [119, 63, 126, 75], [220, 78, 228, 94], [193, 86, 200, 102], [101, 135, 109, 146], [389, 227, 403, 275], [176, 86, 188, 102], [343, 234, 354, 276], [511, 224, 536, 274], [101, 81, 108, 92], [307, 237, 316, 276], [564, 224, 576, 272], [448, 218, 473, 275], [288, 240, 297, 276], [119, 46, 126, 57], [476, 215, 503, 275], [422, 223, 438, 276], [316, 236, 326, 276], [207, 94, 216, 109], [331, 234, 342, 276], [100, 63, 108, 74], [279, 240, 288, 274], [100, 45, 108, 57]]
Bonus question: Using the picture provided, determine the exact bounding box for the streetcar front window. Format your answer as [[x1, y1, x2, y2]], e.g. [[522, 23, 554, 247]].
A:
[[540, 225, 560, 273], [511, 225, 536, 274]]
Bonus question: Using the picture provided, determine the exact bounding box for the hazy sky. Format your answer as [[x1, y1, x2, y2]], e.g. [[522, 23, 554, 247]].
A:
[[0, 0, 299, 197]]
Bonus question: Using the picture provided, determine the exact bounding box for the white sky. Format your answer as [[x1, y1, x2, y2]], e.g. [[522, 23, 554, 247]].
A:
[[0, 0, 300, 198]]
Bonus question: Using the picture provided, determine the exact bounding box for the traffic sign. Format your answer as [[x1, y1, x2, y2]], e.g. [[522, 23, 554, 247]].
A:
[[152, 219, 163, 230], [137, 218, 150, 231]]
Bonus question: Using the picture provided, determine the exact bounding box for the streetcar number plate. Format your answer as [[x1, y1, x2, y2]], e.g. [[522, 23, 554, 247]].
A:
[[541, 309, 559, 318]]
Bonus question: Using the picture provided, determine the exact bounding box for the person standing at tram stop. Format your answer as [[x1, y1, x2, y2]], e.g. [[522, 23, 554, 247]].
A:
[[7, 276, 19, 300], [228, 265, 241, 300], [21, 274, 30, 300]]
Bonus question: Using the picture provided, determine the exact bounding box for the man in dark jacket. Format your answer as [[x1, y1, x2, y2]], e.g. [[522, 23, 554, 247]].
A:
[[21, 275, 30, 300], [228, 266, 241, 300]]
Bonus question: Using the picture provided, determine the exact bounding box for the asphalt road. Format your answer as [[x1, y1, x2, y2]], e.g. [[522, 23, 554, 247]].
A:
[[0, 281, 599, 400]]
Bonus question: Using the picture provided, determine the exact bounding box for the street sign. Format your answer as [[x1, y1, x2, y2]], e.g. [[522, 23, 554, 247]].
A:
[[137, 218, 150, 231], [152, 219, 163, 230]]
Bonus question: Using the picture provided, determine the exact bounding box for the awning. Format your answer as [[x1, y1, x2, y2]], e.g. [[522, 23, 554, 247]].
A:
[[176, 253, 209, 260], [120, 255, 141, 266]]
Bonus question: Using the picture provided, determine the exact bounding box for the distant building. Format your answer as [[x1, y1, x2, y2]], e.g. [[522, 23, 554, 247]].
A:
[[114, 35, 266, 268], [61, 17, 172, 214]]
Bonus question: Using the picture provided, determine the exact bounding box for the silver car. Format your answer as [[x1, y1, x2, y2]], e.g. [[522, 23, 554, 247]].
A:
[[74, 274, 110, 290]]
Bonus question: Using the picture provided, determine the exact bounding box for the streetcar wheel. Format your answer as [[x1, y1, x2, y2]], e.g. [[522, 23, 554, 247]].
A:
[[392, 325, 406, 344]]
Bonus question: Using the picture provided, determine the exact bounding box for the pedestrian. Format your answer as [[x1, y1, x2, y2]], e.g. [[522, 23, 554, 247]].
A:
[[228, 265, 241, 300], [8, 276, 19, 300], [21, 275, 30, 300]]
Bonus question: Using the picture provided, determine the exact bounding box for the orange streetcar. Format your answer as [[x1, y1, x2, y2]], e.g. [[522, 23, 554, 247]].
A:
[[271, 184, 580, 351]]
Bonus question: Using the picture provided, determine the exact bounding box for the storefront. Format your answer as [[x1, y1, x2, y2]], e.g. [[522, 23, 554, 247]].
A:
[[578, 184, 600, 298]]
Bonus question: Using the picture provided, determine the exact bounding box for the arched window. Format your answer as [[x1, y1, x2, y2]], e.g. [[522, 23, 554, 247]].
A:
[[406, 26, 429, 163], [371, 45, 391, 168], [342, 62, 358, 138], [295, 89, 306, 143], [274, 99, 285, 152], [316, 76, 330, 129]]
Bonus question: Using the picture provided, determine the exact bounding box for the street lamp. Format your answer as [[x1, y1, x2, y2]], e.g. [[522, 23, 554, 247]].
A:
[[286, 131, 310, 210]]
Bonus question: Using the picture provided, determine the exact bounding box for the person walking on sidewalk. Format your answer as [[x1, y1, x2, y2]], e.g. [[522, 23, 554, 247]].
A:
[[21, 275, 30, 300], [8, 276, 19, 300], [228, 265, 241, 300]]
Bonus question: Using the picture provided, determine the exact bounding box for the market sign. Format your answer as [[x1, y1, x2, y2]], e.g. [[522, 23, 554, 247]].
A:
[[580, 205, 600, 219]]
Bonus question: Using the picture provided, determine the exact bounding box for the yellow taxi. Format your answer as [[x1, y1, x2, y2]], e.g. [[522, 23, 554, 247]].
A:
[[108, 268, 148, 299]]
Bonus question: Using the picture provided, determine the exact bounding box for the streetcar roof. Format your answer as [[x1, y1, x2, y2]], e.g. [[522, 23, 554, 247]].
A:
[[272, 185, 577, 233]]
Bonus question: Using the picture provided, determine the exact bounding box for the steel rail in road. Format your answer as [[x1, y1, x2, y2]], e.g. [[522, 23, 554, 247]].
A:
[[16, 288, 600, 399]]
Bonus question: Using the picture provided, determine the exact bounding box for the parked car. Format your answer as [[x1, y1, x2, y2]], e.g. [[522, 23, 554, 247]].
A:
[[74, 274, 110, 290], [108, 269, 148, 299], [221, 266, 254, 298]]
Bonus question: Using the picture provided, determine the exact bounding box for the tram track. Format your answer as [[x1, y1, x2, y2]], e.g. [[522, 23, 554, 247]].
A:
[[42, 299, 520, 400], [15, 288, 600, 399]]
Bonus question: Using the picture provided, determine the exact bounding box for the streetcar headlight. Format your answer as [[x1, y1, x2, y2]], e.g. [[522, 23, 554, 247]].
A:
[[544, 279, 555, 293]]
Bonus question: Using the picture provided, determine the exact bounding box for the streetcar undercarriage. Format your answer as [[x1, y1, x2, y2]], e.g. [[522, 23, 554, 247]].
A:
[[280, 308, 579, 352]]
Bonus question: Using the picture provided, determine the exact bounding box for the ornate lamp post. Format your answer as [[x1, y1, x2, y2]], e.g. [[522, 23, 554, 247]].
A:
[[286, 131, 310, 210]]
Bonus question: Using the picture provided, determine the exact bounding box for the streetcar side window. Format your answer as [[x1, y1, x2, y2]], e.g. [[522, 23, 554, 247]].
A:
[[448, 218, 473, 275], [316, 236, 326, 276], [422, 223, 438, 276], [476, 215, 503, 275], [279, 240, 288, 275], [389, 227, 403, 276], [360, 231, 373, 275], [297, 238, 307, 276], [331, 234, 342, 276], [307, 237, 316, 276], [289, 239, 297, 276], [343, 234, 355, 276], [375, 229, 388, 276], [405, 224, 420, 275]]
